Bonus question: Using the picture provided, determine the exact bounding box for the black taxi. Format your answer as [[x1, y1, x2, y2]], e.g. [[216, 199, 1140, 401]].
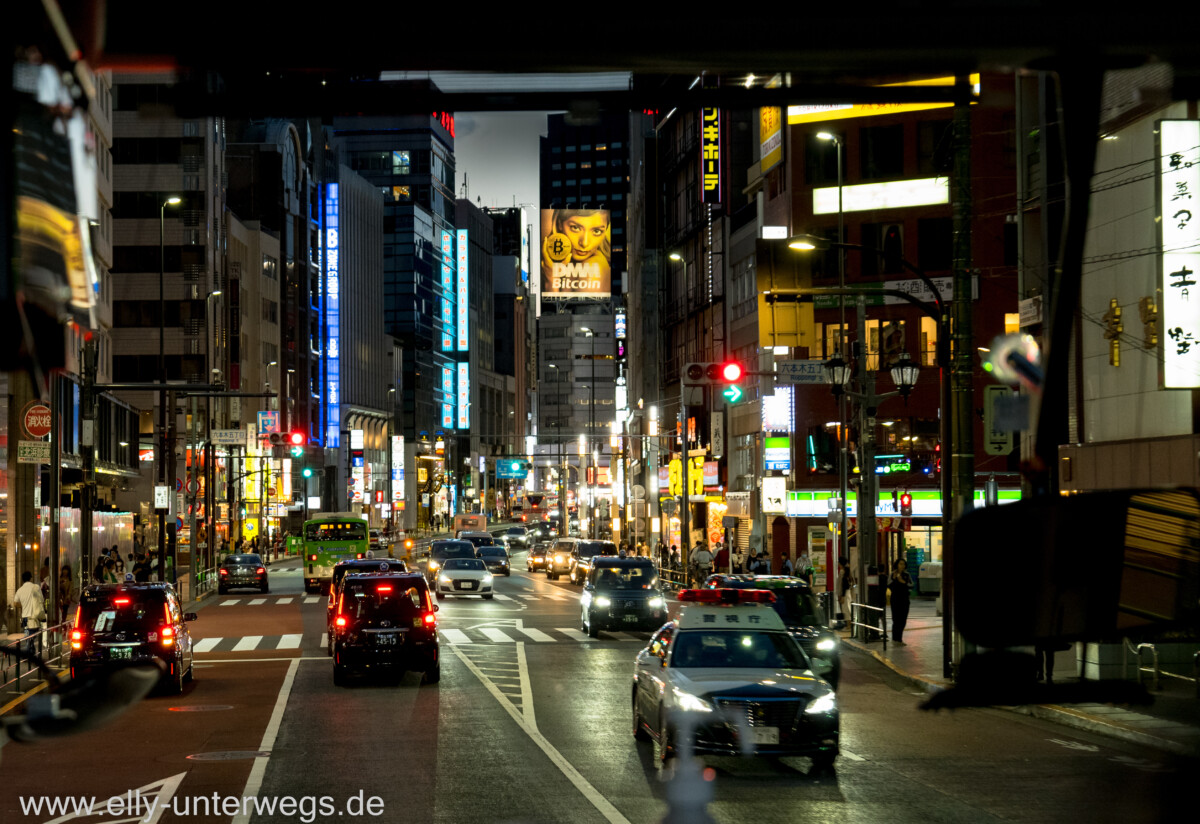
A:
[[331, 569, 439, 686], [326, 557, 408, 654], [69, 576, 197, 694], [581, 557, 668, 636]]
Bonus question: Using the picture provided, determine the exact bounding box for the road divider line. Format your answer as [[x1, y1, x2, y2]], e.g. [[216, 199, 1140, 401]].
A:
[[448, 647, 631, 824], [231, 657, 300, 824], [516, 641, 537, 729]]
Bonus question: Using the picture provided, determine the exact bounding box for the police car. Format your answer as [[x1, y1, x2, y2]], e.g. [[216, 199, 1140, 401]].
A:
[[631, 588, 839, 768]]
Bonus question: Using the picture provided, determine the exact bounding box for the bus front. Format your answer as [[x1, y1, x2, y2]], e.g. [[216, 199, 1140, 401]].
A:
[[303, 517, 370, 592]]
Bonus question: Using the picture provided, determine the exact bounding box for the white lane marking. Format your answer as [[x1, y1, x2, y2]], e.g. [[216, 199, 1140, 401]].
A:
[[480, 627, 516, 643], [275, 597, 294, 604], [232, 635, 263, 651], [304, 596, 321, 604], [231, 657, 301, 824], [276, 634, 303, 649], [556, 628, 594, 642], [542, 592, 569, 601], [247, 598, 267, 606], [320, 633, 328, 649], [193, 637, 222, 652], [492, 593, 514, 601], [840, 748, 867, 762], [448, 647, 631, 824], [218, 599, 240, 606], [517, 627, 556, 642], [441, 629, 474, 645]]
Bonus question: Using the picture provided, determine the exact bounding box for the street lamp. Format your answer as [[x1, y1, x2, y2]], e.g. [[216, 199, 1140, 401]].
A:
[[581, 326, 597, 538], [157, 195, 182, 580]]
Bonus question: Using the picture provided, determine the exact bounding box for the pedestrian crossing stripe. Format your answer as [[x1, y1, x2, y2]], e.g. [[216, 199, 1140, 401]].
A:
[[214, 593, 569, 606], [192, 627, 652, 652]]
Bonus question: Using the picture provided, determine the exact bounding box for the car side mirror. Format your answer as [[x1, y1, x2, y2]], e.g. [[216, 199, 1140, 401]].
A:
[[954, 488, 1200, 647], [433, 604, 440, 612], [184, 612, 198, 622]]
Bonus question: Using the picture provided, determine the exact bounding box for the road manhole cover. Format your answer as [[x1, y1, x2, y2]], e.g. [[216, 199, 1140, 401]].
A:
[[187, 751, 271, 761], [170, 705, 234, 712]]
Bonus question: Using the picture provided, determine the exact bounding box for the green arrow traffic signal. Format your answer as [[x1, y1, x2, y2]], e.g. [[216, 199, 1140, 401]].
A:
[[722, 385, 743, 403]]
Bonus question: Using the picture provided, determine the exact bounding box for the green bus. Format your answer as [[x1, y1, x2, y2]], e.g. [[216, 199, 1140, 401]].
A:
[[302, 513, 370, 592]]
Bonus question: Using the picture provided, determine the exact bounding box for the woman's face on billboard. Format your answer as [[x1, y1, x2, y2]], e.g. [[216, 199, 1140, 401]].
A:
[[561, 212, 608, 260]]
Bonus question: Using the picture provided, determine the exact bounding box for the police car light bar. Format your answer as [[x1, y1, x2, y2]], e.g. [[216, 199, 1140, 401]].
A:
[[676, 588, 776, 604]]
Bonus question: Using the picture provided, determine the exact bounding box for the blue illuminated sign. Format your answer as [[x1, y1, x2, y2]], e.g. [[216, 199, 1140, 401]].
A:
[[456, 229, 469, 352], [325, 183, 340, 448], [442, 366, 455, 428], [615, 311, 626, 339], [441, 232, 455, 351], [457, 363, 469, 429]]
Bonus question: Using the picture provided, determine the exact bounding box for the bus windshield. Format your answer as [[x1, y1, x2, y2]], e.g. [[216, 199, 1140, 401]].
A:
[[305, 521, 368, 541]]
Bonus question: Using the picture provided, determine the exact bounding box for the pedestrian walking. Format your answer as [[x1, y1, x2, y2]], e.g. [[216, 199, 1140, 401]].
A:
[[888, 558, 913, 644], [781, 555, 794, 576], [795, 551, 813, 586], [57, 563, 74, 624], [15, 571, 47, 654], [838, 557, 855, 623], [691, 542, 714, 585]]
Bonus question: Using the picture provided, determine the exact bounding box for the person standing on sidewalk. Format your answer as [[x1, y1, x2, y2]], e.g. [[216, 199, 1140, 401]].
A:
[[838, 558, 855, 624], [888, 558, 913, 645], [15, 571, 46, 653]]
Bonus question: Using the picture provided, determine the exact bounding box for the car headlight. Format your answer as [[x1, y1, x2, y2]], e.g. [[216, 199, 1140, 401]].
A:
[[595, 596, 611, 607], [483, 574, 494, 584], [429, 560, 440, 571], [673, 690, 714, 713], [554, 555, 564, 563], [647, 596, 665, 609], [439, 576, 451, 585], [805, 692, 837, 714], [816, 638, 838, 652]]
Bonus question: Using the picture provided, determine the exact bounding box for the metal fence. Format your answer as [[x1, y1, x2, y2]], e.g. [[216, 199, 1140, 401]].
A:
[[2, 622, 69, 703]]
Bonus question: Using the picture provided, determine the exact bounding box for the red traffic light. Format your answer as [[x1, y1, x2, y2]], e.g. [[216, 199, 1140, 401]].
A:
[[289, 431, 305, 446], [900, 493, 912, 507], [721, 362, 742, 382]]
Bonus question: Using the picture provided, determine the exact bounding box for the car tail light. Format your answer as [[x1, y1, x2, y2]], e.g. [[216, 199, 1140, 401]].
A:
[[355, 552, 364, 560], [161, 626, 176, 646], [219, 568, 229, 576], [256, 567, 266, 574], [422, 612, 436, 627], [677, 588, 776, 604], [335, 615, 347, 627], [377, 585, 393, 593], [309, 554, 317, 561], [70, 629, 84, 650], [113, 597, 131, 605]]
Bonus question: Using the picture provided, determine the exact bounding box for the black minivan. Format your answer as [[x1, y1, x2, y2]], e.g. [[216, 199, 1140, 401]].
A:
[[331, 571, 440, 686]]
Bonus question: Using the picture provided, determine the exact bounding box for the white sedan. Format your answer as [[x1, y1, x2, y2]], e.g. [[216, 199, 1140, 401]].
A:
[[435, 558, 494, 600]]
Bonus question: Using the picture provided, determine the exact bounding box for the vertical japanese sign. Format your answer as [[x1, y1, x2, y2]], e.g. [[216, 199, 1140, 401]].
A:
[[1159, 120, 1200, 387], [701, 107, 721, 204], [457, 363, 470, 429], [441, 367, 455, 429], [456, 229, 469, 351], [760, 105, 783, 173], [324, 183, 340, 447], [441, 232, 455, 351], [351, 429, 364, 503], [392, 435, 404, 503]]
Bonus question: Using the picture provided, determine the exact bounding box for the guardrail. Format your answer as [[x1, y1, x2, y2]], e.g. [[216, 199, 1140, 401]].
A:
[[849, 601, 888, 648], [2, 622, 70, 703], [1124, 638, 1200, 697]]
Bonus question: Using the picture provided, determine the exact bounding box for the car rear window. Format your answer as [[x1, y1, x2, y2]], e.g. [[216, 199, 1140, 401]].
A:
[[477, 547, 506, 556], [225, 554, 261, 565], [444, 558, 486, 571], [578, 542, 616, 558], [340, 581, 427, 620], [79, 593, 166, 633]]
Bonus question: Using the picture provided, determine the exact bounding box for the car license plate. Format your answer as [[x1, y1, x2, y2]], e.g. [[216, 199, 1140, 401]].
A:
[[462, 581, 475, 589], [110, 646, 132, 660], [376, 633, 396, 646], [624, 614, 639, 623], [751, 727, 779, 745]]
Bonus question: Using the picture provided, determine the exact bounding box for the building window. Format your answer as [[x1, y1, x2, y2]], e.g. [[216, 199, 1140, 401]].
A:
[[391, 185, 411, 201], [596, 143, 608, 150], [551, 180, 562, 187], [860, 124, 905, 180], [566, 146, 576, 153], [263, 255, 278, 280], [392, 150, 411, 175], [566, 163, 576, 170]]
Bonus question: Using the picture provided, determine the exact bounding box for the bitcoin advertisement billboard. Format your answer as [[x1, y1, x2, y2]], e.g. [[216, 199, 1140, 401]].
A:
[[541, 209, 612, 298]]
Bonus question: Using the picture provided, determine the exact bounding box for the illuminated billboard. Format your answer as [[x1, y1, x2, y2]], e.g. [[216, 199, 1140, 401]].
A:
[[541, 209, 612, 298], [457, 363, 470, 429], [701, 107, 721, 204], [456, 229, 469, 351], [324, 183, 341, 448], [441, 232, 455, 351], [1159, 119, 1200, 387]]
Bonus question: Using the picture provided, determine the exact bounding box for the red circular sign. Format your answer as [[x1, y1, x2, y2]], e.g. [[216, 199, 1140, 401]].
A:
[[23, 403, 52, 439]]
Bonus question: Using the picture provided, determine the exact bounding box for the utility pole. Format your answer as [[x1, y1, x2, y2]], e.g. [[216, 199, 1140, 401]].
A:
[[80, 339, 98, 600], [853, 294, 877, 638], [166, 388, 178, 584]]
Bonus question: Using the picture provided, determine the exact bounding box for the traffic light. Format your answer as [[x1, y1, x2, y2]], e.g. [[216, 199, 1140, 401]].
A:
[[683, 361, 745, 403], [900, 492, 913, 518], [288, 430, 306, 458], [267, 432, 284, 446], [302, 466, 314, 479]]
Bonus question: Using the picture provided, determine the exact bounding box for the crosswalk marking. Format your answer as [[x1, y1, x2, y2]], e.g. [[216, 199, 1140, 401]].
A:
[[542, 592, 570, 601], [218, 599, 240, 606], [193, 638, 221, 652], [275, 597, 293, 605], [556, 627, 594, 642], [441, 629, 474, 645], [320, 633, 328, 649], [247, 598, 267, 606], [190, 626, 654, 652], [517, 627, 556, 642], [492, 593, 514, 601], [232, 635, 262, 651], [479, 628, 516, 643], [276, 634, 303, 649], [304, 596, 321, 604]]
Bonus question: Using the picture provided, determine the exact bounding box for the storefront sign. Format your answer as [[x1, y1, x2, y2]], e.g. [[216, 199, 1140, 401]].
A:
[[18, 440, 51, 464], [1159, 119, 1200, 387], [762, 477, 786, 513]]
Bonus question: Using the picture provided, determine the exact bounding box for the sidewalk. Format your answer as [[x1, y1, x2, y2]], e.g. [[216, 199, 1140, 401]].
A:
[[840, 596, 1200, 757]]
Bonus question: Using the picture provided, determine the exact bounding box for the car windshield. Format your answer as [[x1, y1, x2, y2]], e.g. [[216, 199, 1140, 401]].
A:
[[340, 581, 426, 620], [592, 565, 656, 589], [305, 521, 367, 541], [444, 558, 486, 571], [507, 528, 525, 535], [670, 631, 808, 670], [224, 554, 261, 565], [431, 541, 476, 560], [477, 547, 506, 556], [79, 594, 167, 634], [577, 542, 615, 558]]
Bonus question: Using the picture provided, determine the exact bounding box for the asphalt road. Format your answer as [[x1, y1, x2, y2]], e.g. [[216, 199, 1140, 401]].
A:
[[3, 548, 1192, 823]]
